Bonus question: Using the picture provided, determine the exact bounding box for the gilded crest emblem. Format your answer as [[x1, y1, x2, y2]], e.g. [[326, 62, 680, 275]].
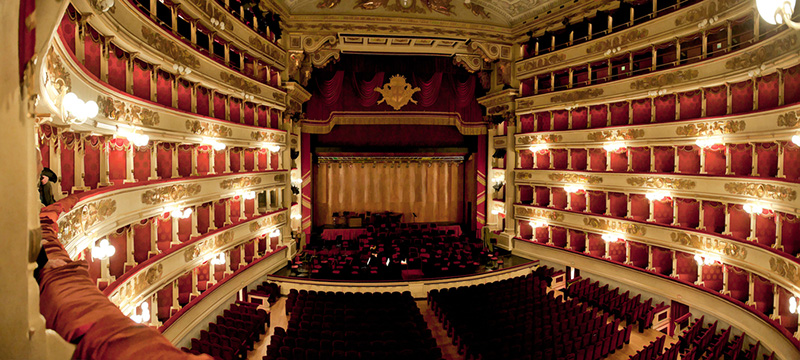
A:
[[375, 75, 421, 110]]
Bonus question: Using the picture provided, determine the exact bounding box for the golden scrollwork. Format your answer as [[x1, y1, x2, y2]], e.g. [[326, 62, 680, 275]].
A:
[[670, 232, 747, 260], [587, 129, 644, 142], [777, 110, 800, 128], [726, 34, 797, 70], [45, 48, 71, 94], [275, 174, 286, 182], [515, 206, 565, 222], [675, 120, 745, 136], [550, 88, 604, 103], [249, 212, 288, 233], [57, 199, 117, 246], [375, 75, 421, 110], [547, 173, 603, 185], [116, 263, 163, 306], [141, 184, 202, 205], [723, 182, 797, 202], [586, 29, 649, 54], [97, 96, 160, 126], [674, 0, 744, 26], [251, 130, 286, 143], [185, 230, 235, 262], [626, 177, 696, 190], [516, 134, 563, 145], [770, 257, 800, 287], [185, 119, 232, 137], [219, 72, 262, 95], [220, 176, 263, 190], [630, 69, 699, 90], [140, 26, 200, 68], [517, 54, 567, 75], [248, 36, 286, 62], [583, 218, 647, 236]]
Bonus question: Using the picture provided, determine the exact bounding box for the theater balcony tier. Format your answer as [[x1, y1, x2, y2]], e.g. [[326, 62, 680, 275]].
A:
[[53, 171, 288, 259], [516, 0, 752, 79], [515, 29, 798, 113], [42, 40, 288, 147]]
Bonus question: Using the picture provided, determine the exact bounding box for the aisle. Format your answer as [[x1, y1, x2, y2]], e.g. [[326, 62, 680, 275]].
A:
[[247, 297, 287, 360], [416, 300, 465, 360]]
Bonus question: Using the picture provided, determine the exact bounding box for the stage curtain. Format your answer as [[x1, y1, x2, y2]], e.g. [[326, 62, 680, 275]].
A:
[[677, 146, 700, 174], [353, 72, 387, 107], [552, 149, 568, 169], [784, 64, 800, 105], [83, 26, 102, 79], [654, 95, 676, 123], [132, 59, 151, 101], [678, 90, 702, 120], [244, 102, 255, 126], [588, 233, 605, 258], [569, 230, 586, 252], [314, 161, 463, 226], [651, 247, 672, 276], [589, 148, 606, 171], [84, 136, 101, 189], [781, 214, 800, 256], [196, 87, 210, 116], [536, 112, 551, 131], [702, 201, 726, 234], [133, 145, 151, 182], [552, 227, 567, 248], [731, 80, 753, 114], [609, 150, 628, 172], [569, 149, 587, 170], [588, 191, 606, 214], [609, 101, 629, 126], [704, 146, 726, 175], [704, 86, 727, 116], [758, 73, 780, 110], [631, 98, 651, 125], [630, 147, 650, 172], [551, 188, 567, 209], [229, 98, 241, 123], [589, 105, 608, 128], [756, 212, 776, 247], [756, 142, 779, 177], [571, 107, 588, 129], [156, 70, 172, 107], [519, 114, 535, 133], [608, 192, 627, 218], [177, 79, 192, 112], [730, 143, 753, 176], [214, 93, 226, 120], [676, 198, 700, 229], [553, 110, 569, 130], [107, 44, 127, 92], [727, 266, 749, 302]]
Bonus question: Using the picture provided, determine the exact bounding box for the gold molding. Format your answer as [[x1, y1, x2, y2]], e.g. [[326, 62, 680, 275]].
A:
[[57, 199, 117, 246], [140, 26, 200, 68], [777, 110, 800, 128], [670, 232, 747, 260], [116, 263, 163, 308], [251, 130, 286, 143], [302, 112, 487, 135], [516, 134, 563, 145], [517, 53, 567, 75], [547, 173, 603, 185], [585, 29, 649, 54], [626, 177, 696, 190], [675, 120, 746, 136], [550, 88, 604, 103], [723, 182, 797, 202], [248, 36, 287, 64], [375, 75, 421, 110], [674, 0, 744, 26], [515, 206, 565, 222], [629, 69, 699, 90], [219, 176, 263, 190], [248, 212, 288, 233], [45, 48, 71, 95], [587, 129, 645, 141], [185, 119, 232, 137], [770, 257, 800, 288], [725, 34, 797, 70], [583, 218, 647, 236], [184, 230, 235, 262], [97, 96, 161, 127], [219, 72, 262, 95], [141, 184, 202, 205]]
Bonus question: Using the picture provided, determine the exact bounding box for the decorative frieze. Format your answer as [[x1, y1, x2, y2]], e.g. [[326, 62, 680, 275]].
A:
[[675, 120, 746, 136], [547, 173, 603, 185], [674, 0, 744, 26], [251, 131, 286, 143], [248, 212, 288, 233], [219, 176, 263, 190], [140, 27, 200, 68], [141, 184, 202, 205], [550, 88, 604, 103], [115, 263, 163, 307], [516, 134, 563, 145], [770, 257, 800, 287], [57, 199, 117, 246], [629, 69, 699, 90], [725, 34, 797, 70], [185, 120, 232, 137], [777, 110, 800, 128], [45, 48, 71, 95], [626, 177, 696, 190], [515, 206, 565, 222], [723, 183, 797, 202], [586, 29, 649, 54], [583, 218, 647, 236], [248, 36, 287, 62], [219, 72, 262, 95], [587, 129, 645, 142], [183, 230, 235, 262], [97, 96, 161, 126], [517, 53, 567, 74], [670, 232, 747, 260]]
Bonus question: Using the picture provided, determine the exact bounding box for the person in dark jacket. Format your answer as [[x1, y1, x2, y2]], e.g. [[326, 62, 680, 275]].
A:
[[38, 167, 62, 206]]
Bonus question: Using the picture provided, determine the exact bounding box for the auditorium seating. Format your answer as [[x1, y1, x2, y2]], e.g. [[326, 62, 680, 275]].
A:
[[428, 268, 631, 360], [563, 278, 663, 332], [265, 290, 441, 360], [183, 301, 269, 359], [247, 281, 281, 306]]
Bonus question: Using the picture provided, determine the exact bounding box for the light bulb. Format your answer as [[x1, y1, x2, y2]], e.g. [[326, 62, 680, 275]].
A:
[[757, 0, 796, 25], [602, 142, 625, 152], [790, 296, 798, 314], [530, 144, 548, 153], [792, 135, 800, 146], [85, 101, 99, 118], [564, 184, 585, 194], [267, 145, 280, 152], [694, 254, 703, 265]]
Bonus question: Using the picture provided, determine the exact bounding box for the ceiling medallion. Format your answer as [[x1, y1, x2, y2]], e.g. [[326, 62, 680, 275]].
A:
[[375, 75, 421, 110]]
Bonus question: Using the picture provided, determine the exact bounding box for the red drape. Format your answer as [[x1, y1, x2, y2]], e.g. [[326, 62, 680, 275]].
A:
[[758, 73, 780, 110], [589, 105, 608, 128], [784, 64, 800, 105], [731, 80, 753, 114], [83, 26, 102, 79], [156, 70, 172, 107], [133, 145, 151, 182], [705, 86, 727, 117], [132, 59, 151, 101]]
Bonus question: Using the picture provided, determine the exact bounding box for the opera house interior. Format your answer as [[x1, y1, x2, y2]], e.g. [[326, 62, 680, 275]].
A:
[[8, 0, 800, 359]]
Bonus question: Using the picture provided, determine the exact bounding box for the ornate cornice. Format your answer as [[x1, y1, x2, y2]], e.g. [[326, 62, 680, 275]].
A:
[[516, 134, 562, 145], [725, 34, 798, 70], [186, 0, 235, 32], [671, 232, 747, 260], [248, 212, 288, 232], [770, 257, 800, 288], [219, 176, 263, 190], [248, 36, 287, 64], [583, 218, 647, 236], [550, 88, 603, 103], [587, 129, 645, 142], [723, 183, 797, 202], [626, 177, 696, 190], [140, 26, 200, 68], [547, 173, 603, 185], [185, 119, 232, 137], [219, 72, 262, 95], [183, 230, 235, 262], [514, 206, 565, 222], [45, 48, 71, 95], [516, 53, 566, 74], [585, 29, 649, 54], [57, 199, 117, 246], [777, 110, 800, 128], [674, 0, 744, 26], [141, 184, 202, 205], [675, 120, 746, 136], [115, 264, 163, 308], [97, 96, 160, 127], [251, 130, 286, 143], [629, 69, 699, 90]]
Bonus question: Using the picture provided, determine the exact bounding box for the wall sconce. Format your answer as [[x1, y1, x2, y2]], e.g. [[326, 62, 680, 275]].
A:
[[743, 203, 772, 215], [270, 228, 281, 237], [694, 253, 722, 266], [529, 144, 549, 154], [242, 93, 255, 101], [695, 136, 723, 148], [604, 46, 622, 57], [697, 15, 719, 29], [564, 184, 586, 194], [91, 238, 116, 260], [647, 89, 667, 97], [241, 191, 256, 200], [645, 191, 672, 202], [117, 127, 150, 147], [291, 177, 302, 186], [172, 63, 192, 76], [491, 208, 506, 216], [601, 234, 624, 243], [291, 212, 302, 220], [790, 296, 799, 314], [602, 141, 626, 152], [61, 92, 99, 125], [791, 135, 800, 146], [129, 301, 150, 324], [747, 64, 767, 78], [202, 137, 226, 151], [265, 144, 281, 152], [209, 17, 227, 30], [529, 220, 547, 228], [170, 207, 193, 219], [757, 0, 799, 29], [210, 253, 226, 266]]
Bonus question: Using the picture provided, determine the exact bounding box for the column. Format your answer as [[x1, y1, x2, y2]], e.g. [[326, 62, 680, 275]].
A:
[[191, 269, 200, 297], [670, 251, 678, 278], [504, 124, 517, 236], [583, 231, 591, 255], [208, 203, 218, 231], [566, 191, 572, 211], [646, 246, 655, 271], [547, 226, 553, 245], [605, 150, 612, 171], [699, 147, 707, 174], [604, 193, 611, 216], [149, 217, 160, 257], [696, 261, 704, 286], [190, 205, 201, 238], [748, 211, 757, 242], [190, 145, 199, 176], [774, 213, 784, 251], [171, 144, 179, 179], [751, 143, 759, 176], [224, 199, 233, 225], [72, 134, 90, 192], [722, 265, 730, 295], [266, 150, 273, 170], [254, 149, 261, 172], [548, 187, 554, 208], [770, 286, 781, 321], [239, 195, 246, 221], [125, 226, 136, 270], [240, 149, 246, 173], [698, 200, 705, 230], [171, 213, 180, 245], [170, 281, 180, 312], [648, 198, 656, 222], [238, 246, 246, 267], [224, 148, 232, 173], [149, 293, 160, 327], [649, 147, 656, 172], [99, 136, 111, 186], [725, 144, 732, 175], [124, 141, 136, 183], [673, 146, 680, 173], [746, 274, 756, 306], [672, 198, 679, 226], [148, 141, 159, 180], [604, 239, 611, 260], [224, 250, 233, 275], [254, 191, 264, 216], [209, 148, 217, 175], [722, 203, 732, 235], [207, 262, 217, 286], [777, 141, 785, 178], [567, 149, 573, 170], [626, 193, 632, 219], [624, 241, 632, 265]]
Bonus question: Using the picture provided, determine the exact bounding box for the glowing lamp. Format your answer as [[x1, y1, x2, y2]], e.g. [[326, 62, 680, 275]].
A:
[[130, 301, 151, 324], [792, 135, 800, 147], [645, 191, 671, 202], [790, 296, 799, 314], [564, 184, 585, 194], [756, 0, 796, 25], [529, 144, 549, 153], [91, 239, 116, 260], [602, 142, 626, 152], [601, 234, 623, 243], [210, 253, 226, 266], [743, 203, 766, 215], [170, 207, 193, 219], [267, 145, 281, 152], [529, 220, 547, 228], [695, 136, 722, 149]]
